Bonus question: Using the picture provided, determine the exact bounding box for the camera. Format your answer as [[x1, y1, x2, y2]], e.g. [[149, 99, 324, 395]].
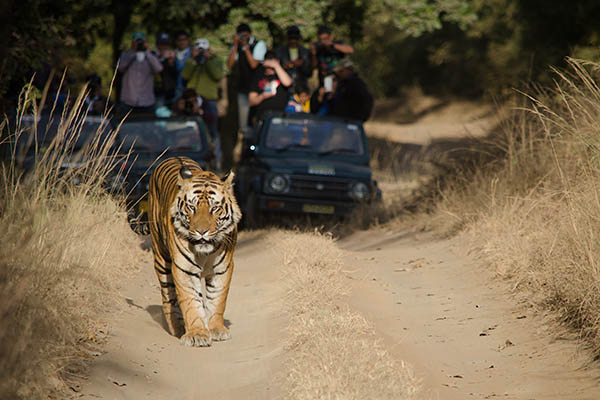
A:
[[194, 48, 206, 64], [184, 99, 195, 115], [135, 38, 145, 51]]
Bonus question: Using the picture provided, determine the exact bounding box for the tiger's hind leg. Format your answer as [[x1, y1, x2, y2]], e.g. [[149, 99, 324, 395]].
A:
[[154, 255, 184, 337], [205, 252, 234, 341]]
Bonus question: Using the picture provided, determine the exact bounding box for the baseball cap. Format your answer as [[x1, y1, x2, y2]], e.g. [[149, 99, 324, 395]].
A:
[[156, 32, 171, 45], [132, 32, 146, 40], [333, 58, 354, 71], [194, 38, 210, 50]]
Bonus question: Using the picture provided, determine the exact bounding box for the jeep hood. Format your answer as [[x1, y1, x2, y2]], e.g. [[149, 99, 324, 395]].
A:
[[260, 157, 372, 180]]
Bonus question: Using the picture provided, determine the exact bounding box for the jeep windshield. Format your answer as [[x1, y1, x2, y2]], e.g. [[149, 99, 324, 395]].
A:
[[264, 117, 365, 156], [117, 119, 204, 153]]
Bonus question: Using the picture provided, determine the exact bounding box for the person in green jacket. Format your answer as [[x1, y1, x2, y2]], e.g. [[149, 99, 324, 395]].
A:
[[182, 38, 225, 170]]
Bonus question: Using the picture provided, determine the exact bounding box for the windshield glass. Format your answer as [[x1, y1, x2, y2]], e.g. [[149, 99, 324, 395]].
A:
[[264, 117, 365, 155], [19, 115, 107, 151], [117, 120, 203, 153]]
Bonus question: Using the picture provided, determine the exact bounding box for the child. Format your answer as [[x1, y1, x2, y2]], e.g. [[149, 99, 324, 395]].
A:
[[285, 83, 311, 113]]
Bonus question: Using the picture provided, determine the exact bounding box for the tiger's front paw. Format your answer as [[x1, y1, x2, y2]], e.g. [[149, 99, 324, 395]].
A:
[[180, 329, 212, 347], [210, 325, 231, 341]]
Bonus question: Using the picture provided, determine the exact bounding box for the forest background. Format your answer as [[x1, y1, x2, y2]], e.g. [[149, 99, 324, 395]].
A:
[[3, 0, 600, 110]]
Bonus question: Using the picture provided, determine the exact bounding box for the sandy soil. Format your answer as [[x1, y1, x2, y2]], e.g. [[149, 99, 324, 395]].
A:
[[340, 228, 600, 399], [365, 99, 502, 145]]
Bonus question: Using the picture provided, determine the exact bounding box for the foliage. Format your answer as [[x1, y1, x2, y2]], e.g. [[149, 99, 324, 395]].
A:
[[5, 0, 600, 108]]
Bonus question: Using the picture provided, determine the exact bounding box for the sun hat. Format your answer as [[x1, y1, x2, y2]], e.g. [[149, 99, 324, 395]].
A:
[[131, 32, 146, 40], [194, 38, 210, 50]]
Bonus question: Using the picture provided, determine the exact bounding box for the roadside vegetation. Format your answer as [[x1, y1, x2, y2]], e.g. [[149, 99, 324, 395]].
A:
[[275, 230, 420, 398], [433, 58, 600, 352], [0, 82, 144, 399]]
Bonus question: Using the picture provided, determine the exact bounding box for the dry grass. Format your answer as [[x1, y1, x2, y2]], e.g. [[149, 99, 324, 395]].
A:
[[435, 58, 600, 352], [0, 79, 143, 398], [274, 230, 420, 399]]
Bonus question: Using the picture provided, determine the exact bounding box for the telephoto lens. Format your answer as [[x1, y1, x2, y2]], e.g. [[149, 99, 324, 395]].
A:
[[135, 38, 145, 51], [195, 49, 205, 64]]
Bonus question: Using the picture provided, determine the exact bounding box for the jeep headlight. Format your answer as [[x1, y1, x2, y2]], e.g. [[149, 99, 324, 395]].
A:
[[267, 174, 289, 193], [349, 182, 369, 201]]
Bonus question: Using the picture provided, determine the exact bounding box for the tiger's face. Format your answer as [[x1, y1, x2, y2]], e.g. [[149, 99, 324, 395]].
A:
[[171, 168, 242, 255]]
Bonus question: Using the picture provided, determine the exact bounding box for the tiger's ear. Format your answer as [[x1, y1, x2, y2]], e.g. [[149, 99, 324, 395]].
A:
[[177, 166, 193, 187], [221, 170, 235, 189]]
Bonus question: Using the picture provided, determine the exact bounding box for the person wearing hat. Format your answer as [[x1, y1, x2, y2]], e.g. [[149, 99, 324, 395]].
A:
[[117, 32, 163, 113], [154, 32, 178, 107], [182, 38, 225, 170], [329, 59, 373, 122], [275, 25, 312, 90], [226, 22, 267, 139]]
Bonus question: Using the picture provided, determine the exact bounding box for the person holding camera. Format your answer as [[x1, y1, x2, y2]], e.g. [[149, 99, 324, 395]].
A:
[[275, 25, 312, 90], [248, 51, 292, 125], [182, 38, 224, 170], [117, 32, 163, 114], [227, 23, 267, 139], [153, 32, 178, 108], [310, 26, 354, 85]]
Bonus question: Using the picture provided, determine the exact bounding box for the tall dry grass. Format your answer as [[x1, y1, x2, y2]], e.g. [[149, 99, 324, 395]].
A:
[[0, 79, 143, 398], [436, 58, 600, 351], [275, 230, 420, 399]]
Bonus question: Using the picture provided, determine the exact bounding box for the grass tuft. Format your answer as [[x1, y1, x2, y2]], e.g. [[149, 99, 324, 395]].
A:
[[275, 230, 420, 399], [0, 78, 143, 398]]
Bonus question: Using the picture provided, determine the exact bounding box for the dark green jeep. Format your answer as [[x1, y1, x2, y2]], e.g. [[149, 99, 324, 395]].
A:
[[235, 113, 381, 226]]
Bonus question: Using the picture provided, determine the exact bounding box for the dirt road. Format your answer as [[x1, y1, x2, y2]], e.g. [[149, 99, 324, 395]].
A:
[[79, 225, 600, 399]]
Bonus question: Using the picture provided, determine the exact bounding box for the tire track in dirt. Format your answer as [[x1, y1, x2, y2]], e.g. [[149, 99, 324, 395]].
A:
[[339, 227, 600, 399]]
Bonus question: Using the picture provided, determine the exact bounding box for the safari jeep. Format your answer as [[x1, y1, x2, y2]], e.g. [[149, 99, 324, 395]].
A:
[[235, 112, 381, 226], [110, 115, 212, 233]]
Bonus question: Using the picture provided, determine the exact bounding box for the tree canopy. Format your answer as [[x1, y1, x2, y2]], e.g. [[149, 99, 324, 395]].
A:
[[2, 0, 600, 108]]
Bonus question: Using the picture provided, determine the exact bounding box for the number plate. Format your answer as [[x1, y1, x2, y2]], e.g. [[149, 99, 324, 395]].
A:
[[138, 200, 148, 214], [302, 204, 334, 214]]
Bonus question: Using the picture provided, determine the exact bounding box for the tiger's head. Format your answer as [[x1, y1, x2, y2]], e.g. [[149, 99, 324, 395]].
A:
[[170, 165, 242, 254]]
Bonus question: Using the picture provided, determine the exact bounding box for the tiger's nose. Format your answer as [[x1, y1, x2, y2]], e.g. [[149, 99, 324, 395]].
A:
[[196, 229, 209, 236]]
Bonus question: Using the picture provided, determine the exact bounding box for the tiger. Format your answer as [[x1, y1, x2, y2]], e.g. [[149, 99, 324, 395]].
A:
[[147, 156, 242, 347]]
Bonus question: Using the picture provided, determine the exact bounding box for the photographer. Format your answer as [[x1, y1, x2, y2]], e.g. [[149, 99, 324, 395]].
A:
[[182, 38, 224, 170], [310, 26, 354, 85], [117, 32, 163, 114], [174, 88, 202, 116], [275, 25, 312, 89], [154, 32, 178, 107], [227, 23, 267, 139]]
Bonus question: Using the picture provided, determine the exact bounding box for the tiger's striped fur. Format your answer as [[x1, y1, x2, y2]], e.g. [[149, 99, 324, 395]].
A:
[[148, 157, 242, 347]]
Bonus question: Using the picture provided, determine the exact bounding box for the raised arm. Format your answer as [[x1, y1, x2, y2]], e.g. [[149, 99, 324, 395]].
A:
[[333, 42, 354, 54], [263, 59, 292, 87]]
